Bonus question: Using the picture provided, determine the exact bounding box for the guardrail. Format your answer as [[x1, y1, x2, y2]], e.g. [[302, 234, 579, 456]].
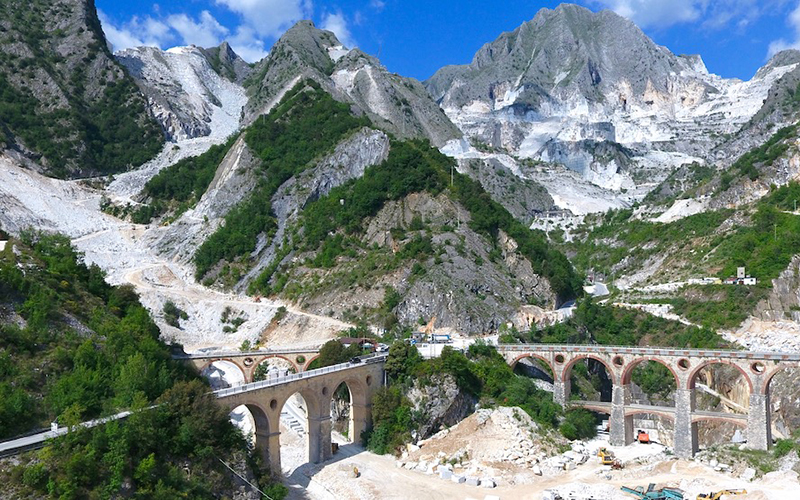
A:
[[173, 348, 321, 360], [213, 353, 387, 398], [496, 344, 800, 361]]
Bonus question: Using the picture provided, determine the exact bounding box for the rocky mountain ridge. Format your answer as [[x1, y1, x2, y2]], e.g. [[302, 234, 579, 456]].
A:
[[242, 21, 461, 147], [426, 4, 800, 207]]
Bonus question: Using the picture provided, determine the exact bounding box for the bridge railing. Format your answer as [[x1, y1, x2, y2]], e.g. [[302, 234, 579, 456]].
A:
[[496, 344, 800, 361], [213, 353, 387, 398]]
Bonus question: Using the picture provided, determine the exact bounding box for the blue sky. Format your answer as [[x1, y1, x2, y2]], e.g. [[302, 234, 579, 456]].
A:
[[97, 1, 800, 81]]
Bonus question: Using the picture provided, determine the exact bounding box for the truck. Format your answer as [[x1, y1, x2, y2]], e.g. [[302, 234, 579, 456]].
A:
[[637, 430, 650, 444]]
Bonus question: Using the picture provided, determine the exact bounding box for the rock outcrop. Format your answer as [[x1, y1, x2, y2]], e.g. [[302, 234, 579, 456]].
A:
[[407, 374, 477, 440], [756, 255, 800, 323]]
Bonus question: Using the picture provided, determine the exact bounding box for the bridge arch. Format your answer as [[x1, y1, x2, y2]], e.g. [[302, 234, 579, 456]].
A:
[[252, 355, 298, 382], [761, 365, 790, 395], [687, 360, 753, 393], [510, 353, 555, 380], [201, 360, 246, 389], [260, 354, 300, 372], [621, 357, 679, 387], [225, 401, 277, 472], [561, 354, 617, 385], [304, 354, 321, 371]]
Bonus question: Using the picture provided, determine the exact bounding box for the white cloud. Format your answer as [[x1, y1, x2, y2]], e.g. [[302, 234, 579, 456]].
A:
[[229, 26, 269, 62], [768, 1, 800, 57], [98, 10, 173, 52], [370, 0, 386, 11], [586, 0, 787, 31], [167, 11, 229, 48], [320, 12, 355, 48], [215, 0, 311, 38], [588, 0, 701, 29]]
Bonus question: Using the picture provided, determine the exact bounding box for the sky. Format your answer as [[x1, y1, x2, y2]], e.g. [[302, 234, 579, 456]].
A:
[[96, 0, 800, 82]]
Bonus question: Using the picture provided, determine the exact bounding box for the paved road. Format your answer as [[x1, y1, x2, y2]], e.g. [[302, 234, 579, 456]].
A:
[[0, 411, 131, 457]]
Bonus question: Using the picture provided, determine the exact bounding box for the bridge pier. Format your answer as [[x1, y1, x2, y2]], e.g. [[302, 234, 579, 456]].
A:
[[553, 380, 569, 407], [673, 389, 698, 458], [308, 415, 333, 463], [255, 429, 282, 476], [609, 384, 634, 446], [746, 392, 771, 451], [350, 403, 371, 444]]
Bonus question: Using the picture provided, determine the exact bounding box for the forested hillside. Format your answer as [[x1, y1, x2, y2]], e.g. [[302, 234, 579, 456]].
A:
[[0, 234, 284, 499], [558, 183, 800, 330]]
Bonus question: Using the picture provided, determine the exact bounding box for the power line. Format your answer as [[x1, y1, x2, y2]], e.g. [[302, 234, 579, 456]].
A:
[[217, 457, 275, 500]]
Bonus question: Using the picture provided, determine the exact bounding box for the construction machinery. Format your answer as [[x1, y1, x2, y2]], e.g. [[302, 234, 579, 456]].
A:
[[637, 430, 651, 444], [597, 447, 624, 469], [621, 483, 684, 500], [696, 490, 747, 500]]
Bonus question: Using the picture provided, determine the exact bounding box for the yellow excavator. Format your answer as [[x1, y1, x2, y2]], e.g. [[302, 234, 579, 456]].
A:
[[696, 489, 747, 500]]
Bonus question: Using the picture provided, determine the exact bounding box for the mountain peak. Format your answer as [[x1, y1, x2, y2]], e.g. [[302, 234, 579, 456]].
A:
[[427, 3, 681, 108]]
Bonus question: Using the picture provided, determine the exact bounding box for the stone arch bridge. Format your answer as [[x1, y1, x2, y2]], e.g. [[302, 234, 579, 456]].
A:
[[175, 348, 322, 384], [497, 344, 800, 457], [213, 354, 386, 474]]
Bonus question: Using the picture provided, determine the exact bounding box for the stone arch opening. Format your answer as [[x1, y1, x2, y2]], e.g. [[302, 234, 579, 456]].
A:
[[689, 362, 751, 415], [562, 355, 614, 403], [622, 359, 678, 407], [512, 354, 555, 384], [330, 381, 354, 445], [624, 410, 675, 447], [229, 403, 272, 471], [279, 391, 312, 476], [693, 417, 748, 451], [253, 356, 297, 382], [763, 366, 800, 440], [201, 360, 246, 389]]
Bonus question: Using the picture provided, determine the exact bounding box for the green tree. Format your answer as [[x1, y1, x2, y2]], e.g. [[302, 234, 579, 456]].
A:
[[384, 341, 422, 383], [560, 409, 597, 440]]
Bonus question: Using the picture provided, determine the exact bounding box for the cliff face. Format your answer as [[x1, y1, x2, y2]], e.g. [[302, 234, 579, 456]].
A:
[[756, 255, 800, 323], [0, 0, 163, 177]]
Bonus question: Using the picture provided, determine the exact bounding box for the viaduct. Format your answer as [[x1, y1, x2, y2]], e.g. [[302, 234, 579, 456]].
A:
[[497, 344, 800, 458], [176, 344, 800, 474]]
